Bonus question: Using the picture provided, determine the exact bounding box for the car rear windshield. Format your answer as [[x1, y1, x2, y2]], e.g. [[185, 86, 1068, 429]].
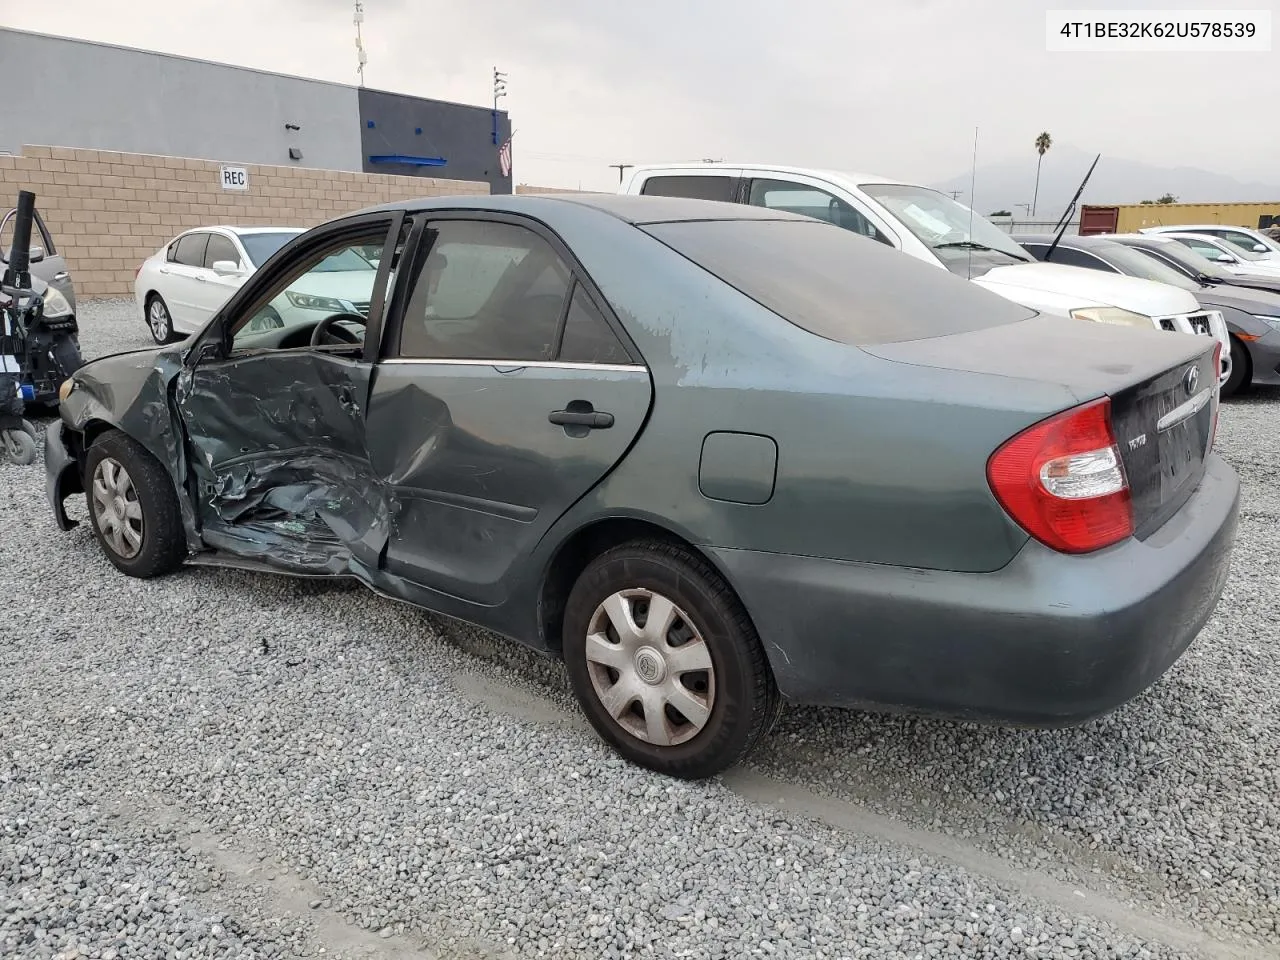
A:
[[642, 219, 1035, 345]]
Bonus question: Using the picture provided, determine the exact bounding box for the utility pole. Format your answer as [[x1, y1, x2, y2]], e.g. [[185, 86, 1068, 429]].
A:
[[492, 67, 508, 145], [610, 163, 634, 184], [947, 190, 963, 200], [1016, 202, 1033, 216], [353, 1, 367, 87]]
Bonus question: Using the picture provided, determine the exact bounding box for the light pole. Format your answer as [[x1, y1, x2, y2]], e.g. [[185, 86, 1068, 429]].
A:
[[353, 1, 367, 86], [492, 67, 508, 145], [610, 163, 634, 184]]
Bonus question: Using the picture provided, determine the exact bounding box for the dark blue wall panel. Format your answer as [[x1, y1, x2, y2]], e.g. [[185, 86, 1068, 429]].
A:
[[357, 87, 511, 194]]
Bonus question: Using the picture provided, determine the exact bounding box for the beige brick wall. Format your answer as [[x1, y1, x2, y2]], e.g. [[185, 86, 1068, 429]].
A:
[[0, 145, 489, 297]]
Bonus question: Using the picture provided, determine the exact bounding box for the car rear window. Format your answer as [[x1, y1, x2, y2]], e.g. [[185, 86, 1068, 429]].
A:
[[642, 219, 1035, 345]]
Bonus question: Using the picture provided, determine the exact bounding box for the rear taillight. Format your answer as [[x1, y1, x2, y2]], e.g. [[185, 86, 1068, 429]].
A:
[[987, 397, 1133, 554]]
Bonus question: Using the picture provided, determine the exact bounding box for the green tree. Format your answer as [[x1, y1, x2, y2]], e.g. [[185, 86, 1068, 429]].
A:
[[1031, 132, 1052, 216], [989, 210, 1012, 217]]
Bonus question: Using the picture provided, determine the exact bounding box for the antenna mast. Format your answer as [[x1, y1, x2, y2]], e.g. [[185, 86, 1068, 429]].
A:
[[354, 1, 367, 87]]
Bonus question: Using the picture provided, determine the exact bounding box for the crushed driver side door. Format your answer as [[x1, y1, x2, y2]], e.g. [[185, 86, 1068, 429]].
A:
[[173, 212, 404, 575]]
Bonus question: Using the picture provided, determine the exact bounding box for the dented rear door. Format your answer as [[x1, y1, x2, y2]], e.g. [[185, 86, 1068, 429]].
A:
[[364, 214, 653, 606]]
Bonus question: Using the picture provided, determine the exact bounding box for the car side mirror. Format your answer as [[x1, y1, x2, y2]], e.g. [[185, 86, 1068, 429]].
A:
[[211, 260, 242, 276], [28, 245, 45, 263], [1253, 244, 1268, 252], [187, 337, 226, 367], [1216, 253, 1236, 263]]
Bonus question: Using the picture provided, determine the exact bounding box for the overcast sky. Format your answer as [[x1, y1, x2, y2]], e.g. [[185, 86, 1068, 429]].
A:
[[3, 0, 1276, 191]]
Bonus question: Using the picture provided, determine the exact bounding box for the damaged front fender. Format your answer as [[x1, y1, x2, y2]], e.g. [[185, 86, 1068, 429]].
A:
[[57, 345, 203, 549]]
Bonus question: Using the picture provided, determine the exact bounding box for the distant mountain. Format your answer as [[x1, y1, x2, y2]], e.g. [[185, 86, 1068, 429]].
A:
[[930, 143, 1280, 218]]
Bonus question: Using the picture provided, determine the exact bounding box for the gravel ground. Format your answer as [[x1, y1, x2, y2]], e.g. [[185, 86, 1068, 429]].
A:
[[1, 299, 1277, 960]]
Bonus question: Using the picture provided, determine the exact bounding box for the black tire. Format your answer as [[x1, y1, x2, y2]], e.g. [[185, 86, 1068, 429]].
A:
[[1, 428, 37, 465], [145, 293, 177, 345], [84, 429, 186, 578], [563, 539, 779, 780], [1222, 336, 1251, 398], [244, 306, 284, 333]]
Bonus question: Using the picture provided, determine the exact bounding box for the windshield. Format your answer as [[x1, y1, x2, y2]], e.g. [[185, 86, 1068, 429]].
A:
[[239, 231, 305, 267], [1131, 240, 1230, 280], [643, 218, 1033, 346], [1221, 229, 1280, 257], [312, 246, 376, 272], [858, 183, 1030, 264], [1090, 241, 1200, 291]]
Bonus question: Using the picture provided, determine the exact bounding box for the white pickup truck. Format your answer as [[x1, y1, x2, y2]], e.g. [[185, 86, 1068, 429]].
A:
[[620, 163, 1231, 384]]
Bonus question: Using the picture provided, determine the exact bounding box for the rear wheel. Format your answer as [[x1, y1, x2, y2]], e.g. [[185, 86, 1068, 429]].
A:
[[145, 294, 177, 345], [1222, 336, 1251, 398], [563, 540, 778, 780], [84, 430, 186, 578]]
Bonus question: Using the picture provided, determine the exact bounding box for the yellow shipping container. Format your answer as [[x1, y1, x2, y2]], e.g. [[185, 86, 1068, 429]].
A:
[[1113, 201, 1280, 232]]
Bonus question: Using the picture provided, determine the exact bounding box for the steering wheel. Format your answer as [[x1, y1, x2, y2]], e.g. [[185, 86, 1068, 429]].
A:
[[309, 312, 367, 347]]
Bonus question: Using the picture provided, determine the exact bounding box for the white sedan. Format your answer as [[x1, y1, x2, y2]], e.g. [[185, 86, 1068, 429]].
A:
[[134, 226, 381, 343], [1158, 231, 1280, 279]]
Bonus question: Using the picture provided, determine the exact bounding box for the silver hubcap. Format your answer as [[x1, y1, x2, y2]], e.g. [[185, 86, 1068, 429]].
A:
[[584, 589, 715, 747], [149, 301, 169, 340], [91, 457, 144, 558]]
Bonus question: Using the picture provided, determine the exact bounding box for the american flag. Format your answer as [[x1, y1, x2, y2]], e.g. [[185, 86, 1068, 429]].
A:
[[497, 135, 513, 178]]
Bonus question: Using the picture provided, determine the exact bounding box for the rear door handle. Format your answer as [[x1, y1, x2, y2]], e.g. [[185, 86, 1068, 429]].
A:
[[549, 405, 614, 429]]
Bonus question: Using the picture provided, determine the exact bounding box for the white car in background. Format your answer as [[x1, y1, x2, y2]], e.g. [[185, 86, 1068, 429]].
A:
[[621, 164, 1230, 383], [1139, 223, 1280, 261], [134, 226, 380, 343], [1152, 232, 1280, 280]]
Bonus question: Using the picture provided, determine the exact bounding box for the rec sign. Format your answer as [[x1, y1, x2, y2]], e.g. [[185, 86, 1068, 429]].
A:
[[219, 165, 249, 191]]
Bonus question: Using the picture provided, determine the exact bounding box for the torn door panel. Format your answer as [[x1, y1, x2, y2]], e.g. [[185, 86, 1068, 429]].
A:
[[174, 354, 393, 574]]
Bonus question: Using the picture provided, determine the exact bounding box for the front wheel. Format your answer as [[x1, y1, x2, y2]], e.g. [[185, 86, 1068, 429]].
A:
[[563, 540, 779, 780], [1221, 337, 1251, 398], [84, 430, 187, 578]]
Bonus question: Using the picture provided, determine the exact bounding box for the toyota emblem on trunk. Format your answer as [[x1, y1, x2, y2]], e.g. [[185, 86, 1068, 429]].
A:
[[1183, 365, 1199, 395]]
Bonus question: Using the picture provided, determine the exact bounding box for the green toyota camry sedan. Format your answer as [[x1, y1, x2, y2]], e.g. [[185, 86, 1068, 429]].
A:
[[45, 194, 1238, 778]]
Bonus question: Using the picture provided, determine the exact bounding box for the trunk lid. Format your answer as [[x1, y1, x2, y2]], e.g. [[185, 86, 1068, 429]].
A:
[[865, 314, 1219, 537]]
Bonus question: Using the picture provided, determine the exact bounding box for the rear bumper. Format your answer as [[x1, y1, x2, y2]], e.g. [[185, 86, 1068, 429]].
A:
[[712, 453, 1240, 726], [45, 420, 83, 531]]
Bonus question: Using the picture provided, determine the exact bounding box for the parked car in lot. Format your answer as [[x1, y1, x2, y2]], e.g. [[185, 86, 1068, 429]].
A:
[[621, 164, 1221, 344], [1, 201, 76, 313], [46, 194, 1239, 778], [1114, 232, 1280, 298], [1157, 232, 1280, 279], [1015, 234, 1259, 393], [1140, 223, 1280, 261], [134, 225, 382, 344]]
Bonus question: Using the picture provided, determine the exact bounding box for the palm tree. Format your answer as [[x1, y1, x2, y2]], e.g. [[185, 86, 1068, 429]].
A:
[[1031, 132, 1052, 217]]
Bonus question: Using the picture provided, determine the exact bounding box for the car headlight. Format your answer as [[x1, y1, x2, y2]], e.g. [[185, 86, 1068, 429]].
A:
[[58, 377, 76, 402], [42, 286, 73, 318], [1069, 306, 1153, 328], [285, 291, 349, 312], [1251, 314, 1280, 332]]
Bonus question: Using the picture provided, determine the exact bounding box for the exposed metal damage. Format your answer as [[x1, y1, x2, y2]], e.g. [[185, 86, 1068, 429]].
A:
[[173, 355, 395, 575]]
